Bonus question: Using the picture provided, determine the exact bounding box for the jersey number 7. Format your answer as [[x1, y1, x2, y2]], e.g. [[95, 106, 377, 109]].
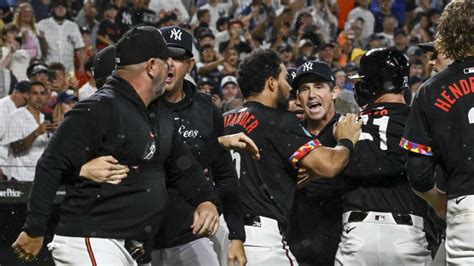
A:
[[230, 150, 241, 179]]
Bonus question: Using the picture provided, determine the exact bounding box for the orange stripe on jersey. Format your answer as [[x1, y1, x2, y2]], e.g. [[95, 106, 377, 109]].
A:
[[85, 237, 97, 266]]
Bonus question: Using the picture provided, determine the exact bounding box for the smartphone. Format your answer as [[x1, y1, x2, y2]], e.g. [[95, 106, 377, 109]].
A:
[[44, 112, 53, 124]]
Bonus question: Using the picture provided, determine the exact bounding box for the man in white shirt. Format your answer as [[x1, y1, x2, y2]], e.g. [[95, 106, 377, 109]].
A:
[[3, 81, 55, 181], [346, 0, 375, 46], [0, 81, 29, 180], [37, 0, 85, 75]]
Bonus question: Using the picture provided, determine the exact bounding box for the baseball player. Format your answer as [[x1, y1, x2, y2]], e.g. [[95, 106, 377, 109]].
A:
[[402, 0, 474, 264], [11, 26, 220, 265], [334, 48, 433, 265], [222, 49, 362, 265], [286, 60, 344, 265]]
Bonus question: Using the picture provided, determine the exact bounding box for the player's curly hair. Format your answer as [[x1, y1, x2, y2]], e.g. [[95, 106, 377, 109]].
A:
[[237, 49, 282, 98], [434, 0, 474, 61]]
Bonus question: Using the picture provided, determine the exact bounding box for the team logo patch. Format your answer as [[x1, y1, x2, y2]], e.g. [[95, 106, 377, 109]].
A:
[[302, 62, 313, 72], [170, 28, 183, 41]]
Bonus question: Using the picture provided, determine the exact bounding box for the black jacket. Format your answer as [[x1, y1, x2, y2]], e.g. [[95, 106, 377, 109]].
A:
[[155, 81, 244, 248], [24, 75, 217, 240]]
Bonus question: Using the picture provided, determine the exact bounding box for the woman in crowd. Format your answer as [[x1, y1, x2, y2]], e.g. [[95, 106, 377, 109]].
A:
[[1, 23, 29, 82], [12, 2, 44, 61]]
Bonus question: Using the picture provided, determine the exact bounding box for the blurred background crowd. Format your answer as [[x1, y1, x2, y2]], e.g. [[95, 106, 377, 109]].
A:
[[0, 0, 452, 182]]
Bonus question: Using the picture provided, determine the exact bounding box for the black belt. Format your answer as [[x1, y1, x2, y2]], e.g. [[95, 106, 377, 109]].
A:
[[348, 211, 414, 226]]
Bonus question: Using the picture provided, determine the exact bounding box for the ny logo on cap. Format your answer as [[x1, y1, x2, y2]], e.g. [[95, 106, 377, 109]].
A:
[[170, 28, 183, 41], [302, 62, 313, 72], [291, 72, 296, 79]]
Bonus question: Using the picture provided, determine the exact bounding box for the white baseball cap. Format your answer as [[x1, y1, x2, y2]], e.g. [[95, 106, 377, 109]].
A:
[[220, 76, 238, 89]]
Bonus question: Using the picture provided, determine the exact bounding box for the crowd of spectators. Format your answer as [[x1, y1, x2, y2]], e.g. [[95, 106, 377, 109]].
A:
[[0, 0, 450, 181]]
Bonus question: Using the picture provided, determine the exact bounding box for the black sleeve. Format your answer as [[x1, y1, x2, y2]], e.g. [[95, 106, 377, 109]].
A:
[[406, 151, 436, 192], [401, 87, 434, 157], [165, 120, 218, 208], [270, 111, 313, 165], [24, 98, 113, 237], [209, 106, 245, 241]]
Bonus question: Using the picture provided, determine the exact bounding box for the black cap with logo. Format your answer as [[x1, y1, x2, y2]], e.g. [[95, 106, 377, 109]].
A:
[[160, 26, 194, 59], [292, 60, 335, 89], [287, 67, 298, 95], [115, 26, 185, 66]]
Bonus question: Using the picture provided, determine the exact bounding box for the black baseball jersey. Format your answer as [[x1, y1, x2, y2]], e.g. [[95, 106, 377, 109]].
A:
[[155, 81, 244, 248], [403, 57, 474, 199], [287, 113, 344, 265], [342, 103, 429, 218], [223, 101, 313, 226]]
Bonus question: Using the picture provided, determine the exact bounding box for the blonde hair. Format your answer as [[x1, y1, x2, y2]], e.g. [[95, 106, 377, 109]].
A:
[[13, 3, 38, 35], [434, 0, 474, 60], [53, 103, 66, 124]]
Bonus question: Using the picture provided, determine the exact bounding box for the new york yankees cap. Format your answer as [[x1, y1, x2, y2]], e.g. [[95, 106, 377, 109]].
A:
[[292, 60, 335, 89], [115, 26, 185, 66], [287, 67, 298, 94], [160, 26, 194, 59]]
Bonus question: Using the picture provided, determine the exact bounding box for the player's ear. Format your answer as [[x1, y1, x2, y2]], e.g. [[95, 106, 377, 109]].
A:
[[266, 76, 276, 92]]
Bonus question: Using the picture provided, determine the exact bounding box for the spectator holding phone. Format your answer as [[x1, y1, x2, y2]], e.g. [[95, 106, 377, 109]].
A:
[[3, 81, 54, 181]]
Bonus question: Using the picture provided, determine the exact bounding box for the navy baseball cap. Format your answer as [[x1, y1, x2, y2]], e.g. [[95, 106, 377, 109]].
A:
[[292, 60, 335, 89], [198, 76, 213, 87], [287, 67, 298, 95], [14, 81, 31, 93], [196, 27, 215, 40], [115, 26, 185, 66], [160, 26, 194, 59], [287, 67, 297, 85], [57, 91, 78, 104]]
